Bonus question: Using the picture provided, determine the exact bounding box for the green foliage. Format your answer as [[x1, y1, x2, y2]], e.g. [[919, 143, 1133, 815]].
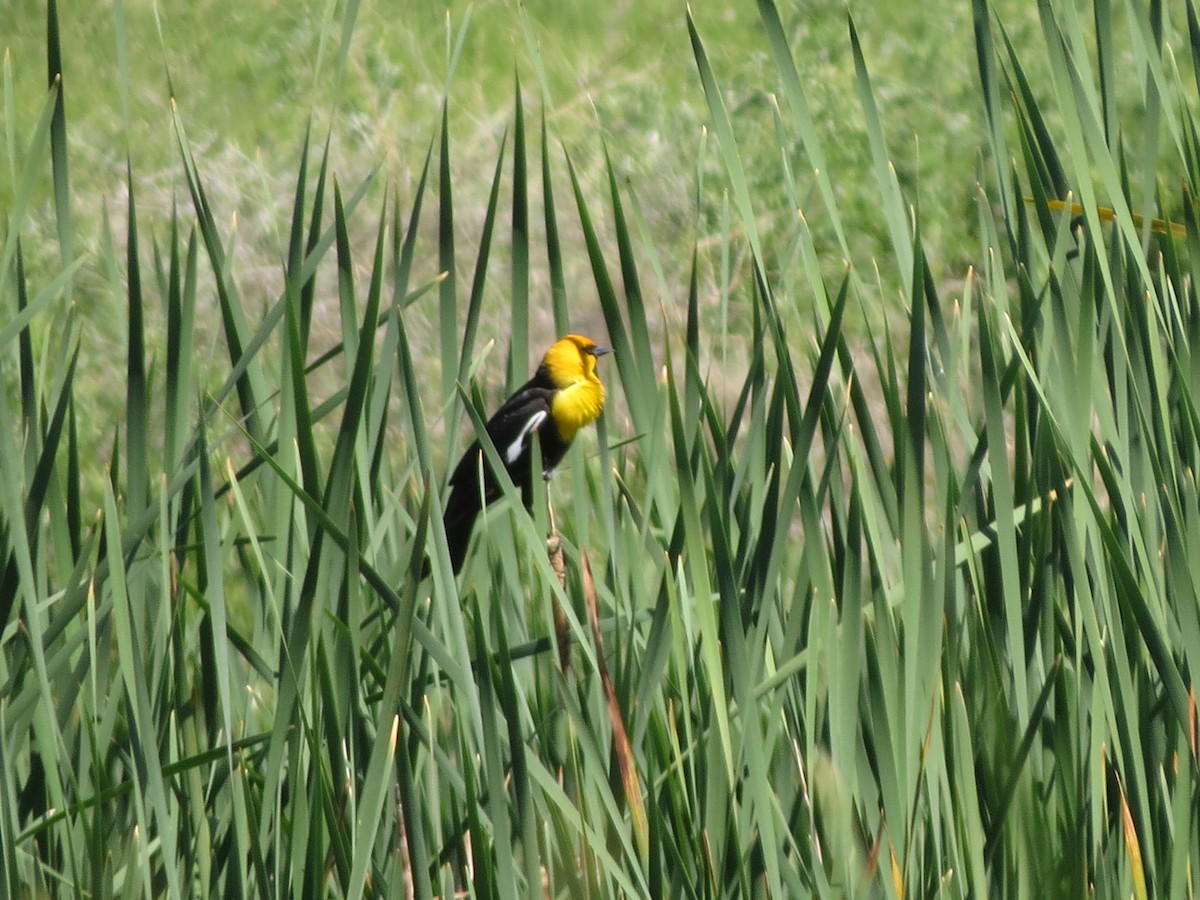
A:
[[2, 0, 1200, 896]]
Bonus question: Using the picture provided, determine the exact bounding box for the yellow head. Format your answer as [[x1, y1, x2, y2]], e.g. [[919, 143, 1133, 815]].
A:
[[541, 334, 610, 388], [542, 334, 612, 441]]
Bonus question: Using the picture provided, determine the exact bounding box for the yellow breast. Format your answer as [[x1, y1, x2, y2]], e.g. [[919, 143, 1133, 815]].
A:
[[551, 378, 606, 442]]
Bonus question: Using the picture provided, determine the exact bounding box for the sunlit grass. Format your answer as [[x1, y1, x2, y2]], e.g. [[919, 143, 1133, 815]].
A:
[[2, 0, 1199, 896]]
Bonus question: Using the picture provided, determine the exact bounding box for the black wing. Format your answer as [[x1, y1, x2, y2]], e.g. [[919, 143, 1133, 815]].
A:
[[442, 385, 556, 572]]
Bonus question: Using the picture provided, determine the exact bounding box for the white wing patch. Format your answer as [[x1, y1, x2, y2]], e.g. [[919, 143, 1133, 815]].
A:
[[505, 410, 548, 464]]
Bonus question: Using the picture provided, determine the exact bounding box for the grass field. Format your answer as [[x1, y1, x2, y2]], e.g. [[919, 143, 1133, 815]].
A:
[[3, 0, 1199, 896], [3, 1, 1026, 290]]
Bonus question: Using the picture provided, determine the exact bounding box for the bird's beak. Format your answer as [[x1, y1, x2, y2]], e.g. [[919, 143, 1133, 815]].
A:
[[590, 345, 613, 357]]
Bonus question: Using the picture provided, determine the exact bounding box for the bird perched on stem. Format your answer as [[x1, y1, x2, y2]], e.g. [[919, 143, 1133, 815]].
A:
[[441, 334, 612, 573]]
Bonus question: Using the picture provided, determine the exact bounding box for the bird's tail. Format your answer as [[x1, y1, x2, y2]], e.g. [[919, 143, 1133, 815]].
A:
[[442, 489, 481, 574]]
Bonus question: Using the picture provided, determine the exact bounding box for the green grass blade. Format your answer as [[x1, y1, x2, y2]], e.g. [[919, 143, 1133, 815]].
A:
[[46, 0, 73, 285], [540, 111, 570, 334], [122, 161, 148, 518], [438, 100, 458, 403], [755, 0, 851, 258], [458, 129, 508, 390], [171, 103, 269, 441], [509, 80, 530, 391]]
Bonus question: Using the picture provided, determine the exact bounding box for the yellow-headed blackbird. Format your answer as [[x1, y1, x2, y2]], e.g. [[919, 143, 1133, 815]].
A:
[[442, 334, 612, 573]]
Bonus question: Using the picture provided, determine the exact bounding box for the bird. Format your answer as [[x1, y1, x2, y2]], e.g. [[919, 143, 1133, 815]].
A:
[[440, 334, 612, 573]]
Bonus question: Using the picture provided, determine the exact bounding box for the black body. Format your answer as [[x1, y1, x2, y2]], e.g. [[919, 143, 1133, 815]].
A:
[[442, 365, 571, 572]]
